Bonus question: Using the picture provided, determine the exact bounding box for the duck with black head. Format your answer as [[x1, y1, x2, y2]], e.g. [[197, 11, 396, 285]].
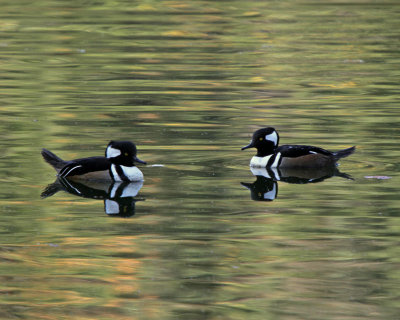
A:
[[242, 127, 355, 169], [41, 141, 146, 182]]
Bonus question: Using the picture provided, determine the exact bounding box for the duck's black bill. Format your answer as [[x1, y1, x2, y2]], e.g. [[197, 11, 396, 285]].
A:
[[241, 142, 254, 150], [134, 157, 147, 165]]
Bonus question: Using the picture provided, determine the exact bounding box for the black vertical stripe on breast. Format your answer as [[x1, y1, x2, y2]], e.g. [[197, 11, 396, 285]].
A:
[[115, 165, 130, 182], [267, 154, 277, 167], [266, 153, 282, 167]]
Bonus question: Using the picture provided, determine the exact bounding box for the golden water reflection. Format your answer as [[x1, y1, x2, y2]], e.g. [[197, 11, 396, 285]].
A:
[[0, 0, 399, 319]]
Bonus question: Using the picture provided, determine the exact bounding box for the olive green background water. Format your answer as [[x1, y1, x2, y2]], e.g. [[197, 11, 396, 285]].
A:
[[1, 1, 399, 319]]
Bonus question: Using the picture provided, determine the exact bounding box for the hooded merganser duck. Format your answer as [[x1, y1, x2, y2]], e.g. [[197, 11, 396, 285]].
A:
[[42, 141, 146, 181], [242, 127, 355, 168]]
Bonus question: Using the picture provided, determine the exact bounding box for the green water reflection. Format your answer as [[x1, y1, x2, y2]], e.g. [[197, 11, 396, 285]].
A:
[[1, 0, 399, 319]]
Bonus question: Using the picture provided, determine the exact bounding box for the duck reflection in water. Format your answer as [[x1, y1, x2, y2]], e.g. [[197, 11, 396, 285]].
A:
[[41, 177, 144, 217], [241, 166, 353, 201]]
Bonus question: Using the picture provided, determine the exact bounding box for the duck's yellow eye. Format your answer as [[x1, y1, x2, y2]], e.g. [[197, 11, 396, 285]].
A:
[[125, 152, 129, 156], [259, 137, 263, 141]]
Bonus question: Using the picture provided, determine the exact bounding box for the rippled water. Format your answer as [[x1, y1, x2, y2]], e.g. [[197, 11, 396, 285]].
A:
[[1, 1, 399, 319]]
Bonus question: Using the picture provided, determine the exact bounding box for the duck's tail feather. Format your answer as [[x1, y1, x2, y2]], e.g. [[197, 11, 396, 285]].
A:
[[41, 148, 67, 171], [333, 146, 356, 161]]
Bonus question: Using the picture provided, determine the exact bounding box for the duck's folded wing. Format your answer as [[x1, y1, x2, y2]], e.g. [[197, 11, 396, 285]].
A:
[[277, 145, 332, 158], [59, 157, 110, 177]]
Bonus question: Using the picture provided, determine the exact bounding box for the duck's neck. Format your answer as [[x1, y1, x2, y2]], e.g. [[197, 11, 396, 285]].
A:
[[256, 147, 275, 157]]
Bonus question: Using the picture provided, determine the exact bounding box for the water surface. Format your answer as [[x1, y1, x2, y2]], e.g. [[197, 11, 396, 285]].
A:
[[0, 1, 399, 319]]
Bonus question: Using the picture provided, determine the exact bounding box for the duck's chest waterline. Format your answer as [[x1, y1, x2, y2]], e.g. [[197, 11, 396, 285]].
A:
[[250, 153, 281, 168], [111, 164, 144, 182]]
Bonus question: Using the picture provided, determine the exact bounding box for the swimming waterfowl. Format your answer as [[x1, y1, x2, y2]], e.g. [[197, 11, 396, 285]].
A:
[[42, 141, 146, 181], [242, 127, 355, 168]]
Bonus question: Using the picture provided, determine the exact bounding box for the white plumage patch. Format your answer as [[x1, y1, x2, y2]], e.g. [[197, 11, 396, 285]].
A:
[[250, 155, 273, 168], [106, 146, 121, 158], [120, 165, 144, 181], [265, 131, 278, 146], [111, 164, 144, 182], [250, 152, 281, 168]]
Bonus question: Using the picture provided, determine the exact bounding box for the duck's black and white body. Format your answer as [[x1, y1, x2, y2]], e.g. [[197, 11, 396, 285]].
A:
[[42, 141, 146, 181], [242, 127, 355, 168]]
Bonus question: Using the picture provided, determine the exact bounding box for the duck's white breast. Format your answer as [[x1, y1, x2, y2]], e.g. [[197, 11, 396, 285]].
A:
[[111, 164, 144, 182], [250, 153, 281, 168], [250, 155, 273, 168], [122, 165, 144, 182]]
